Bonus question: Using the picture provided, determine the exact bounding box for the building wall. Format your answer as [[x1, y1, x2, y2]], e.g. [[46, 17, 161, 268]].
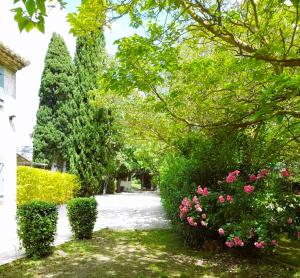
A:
[[0, 66, 18, 250]]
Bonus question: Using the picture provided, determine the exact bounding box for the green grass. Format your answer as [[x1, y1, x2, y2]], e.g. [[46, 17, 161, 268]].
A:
[[0, 229, 299, 278]]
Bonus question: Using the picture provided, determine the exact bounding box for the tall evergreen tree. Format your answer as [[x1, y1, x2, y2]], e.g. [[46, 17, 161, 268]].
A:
[[33, 33, 75, 170], [70, 31, 115, 196]]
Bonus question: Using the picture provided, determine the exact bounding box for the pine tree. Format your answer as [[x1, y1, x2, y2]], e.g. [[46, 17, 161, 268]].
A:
[[70, 30, 115, 196], [33, 33, 75, 170]]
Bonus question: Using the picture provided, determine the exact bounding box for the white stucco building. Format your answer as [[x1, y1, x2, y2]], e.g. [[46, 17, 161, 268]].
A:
[[0, 42, 29, 254]]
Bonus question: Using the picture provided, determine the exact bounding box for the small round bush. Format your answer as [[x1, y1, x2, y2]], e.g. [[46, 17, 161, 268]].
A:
[[67, 197, 98, 239], [17, 200, 58, 258]]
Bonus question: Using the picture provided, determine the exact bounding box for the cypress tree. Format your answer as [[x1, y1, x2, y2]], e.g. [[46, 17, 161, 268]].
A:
[[70, 30, 114, 196], [33, 33, 75, 170]]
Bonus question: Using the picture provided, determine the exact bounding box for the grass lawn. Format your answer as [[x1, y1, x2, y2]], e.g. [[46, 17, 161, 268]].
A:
[[0, 229, 299, 278]]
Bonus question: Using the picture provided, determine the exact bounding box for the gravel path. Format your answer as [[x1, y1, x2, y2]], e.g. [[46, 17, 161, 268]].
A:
[[0, 192, 170, 265]]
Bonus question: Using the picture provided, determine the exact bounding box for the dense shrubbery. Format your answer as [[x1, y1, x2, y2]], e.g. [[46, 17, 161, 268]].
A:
[[159, 132, 300, 248], [17, 166, 80, 206], [67, 197, 98, 239], [178, 168, 299, 251], [17, 201, 58, 258]]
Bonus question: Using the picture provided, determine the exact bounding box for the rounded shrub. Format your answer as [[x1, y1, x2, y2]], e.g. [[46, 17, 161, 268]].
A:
[[67, 197, 98, 239], [17, 200, 58, 258]]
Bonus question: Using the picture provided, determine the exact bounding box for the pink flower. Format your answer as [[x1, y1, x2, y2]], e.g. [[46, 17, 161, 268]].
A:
[[201, 213, 207, 219], [200, 221, 208, 227], [226, 174, 236, 183], [281, 168, 290, 177], [256, 173, 264, 179], [187, 217, 197, 227], [244, 185, 255, 193], [197, 186, 203, 195], [271, 240, 277, 246], [218, 228, 224, 236], [193, 195, 199, 204], [195, 204, 202, 212], [233, 236, 244, 247], [218, 195, 225, 203], [249, 175, 257, 182], [181, 197, 190, 207], [287, 217, 293, 224], [254, 241, 265, 249], [203, 187, 208, 196], [225, 241, 234, 248], [260, 169, 269, 176], [231, 170, 240, 176], [226, 195, 233, 202]]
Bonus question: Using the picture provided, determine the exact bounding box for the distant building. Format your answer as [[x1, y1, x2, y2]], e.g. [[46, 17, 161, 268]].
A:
[[17, 153, 47, 168]]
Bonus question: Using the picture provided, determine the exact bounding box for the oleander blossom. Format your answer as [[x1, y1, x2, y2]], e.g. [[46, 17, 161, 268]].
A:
[[203, 187, 209, 196], [197, 186, 203, 195], [249, 175, 257, 182], [179, 197, 192, 219], [195, 204, 202, 212], [281, 168, 290, 177], [218, 228, 224, 236], [193, 195, 199, 204], [200, 221, 208, 227], [287, 217, 293, 224], [226, 174, 236, 183], [254, 241, 265, 249], [218, 195, 225, 203], [226, 195, 233, 202], [187, 217, 197, 227], [260, 169, 269, 176], [244, 184, 255, 193], [233, 236, 244, 247], [271, 240, 277, 246], [225, 241, 234, 248]]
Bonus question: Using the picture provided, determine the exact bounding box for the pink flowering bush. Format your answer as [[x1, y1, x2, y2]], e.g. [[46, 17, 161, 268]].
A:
[[178, 168, 300, 252]]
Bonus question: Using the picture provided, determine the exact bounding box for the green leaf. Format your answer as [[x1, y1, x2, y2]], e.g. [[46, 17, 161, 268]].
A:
[[36, 0, 46, 15], [25, 0, 36, 17], [16, 16, 30, 32], [36, 16, 45, 33]]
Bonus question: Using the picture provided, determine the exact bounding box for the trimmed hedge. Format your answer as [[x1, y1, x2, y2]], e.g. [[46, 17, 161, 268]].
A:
[[17, 200, 58, 258], [67, 197, 98, 239], [17, 166, 80, 206]]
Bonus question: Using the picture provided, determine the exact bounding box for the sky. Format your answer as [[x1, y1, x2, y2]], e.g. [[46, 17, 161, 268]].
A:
[[0, 0, 136, 147]]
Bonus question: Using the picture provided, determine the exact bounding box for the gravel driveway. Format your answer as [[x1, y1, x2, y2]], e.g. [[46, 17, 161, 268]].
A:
[[0, 192, 170, 265]]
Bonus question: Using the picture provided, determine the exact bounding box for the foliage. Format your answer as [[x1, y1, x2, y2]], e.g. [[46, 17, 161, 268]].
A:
[[67, 197, 98, 239], [178, 167, 300, 251], [70, 29, 118, 196], [12, 0, 66, 32], [32, 33, 75, 170], [17, 200, 58, 258], [106, 178, 116, 194], [69, 0, 300, 68], [17, 166, 80, 206]]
